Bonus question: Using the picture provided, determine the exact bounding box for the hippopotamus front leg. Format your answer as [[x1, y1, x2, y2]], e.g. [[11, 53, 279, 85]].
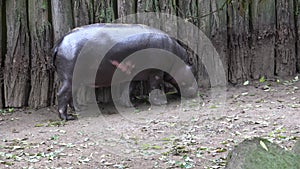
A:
[[115, 82, 134, 107], [57, 79, 77, 120], [148, 71, 167, 106]]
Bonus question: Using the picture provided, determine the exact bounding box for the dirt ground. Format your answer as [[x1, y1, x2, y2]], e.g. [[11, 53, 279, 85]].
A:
[[0, 77, 299, 169]]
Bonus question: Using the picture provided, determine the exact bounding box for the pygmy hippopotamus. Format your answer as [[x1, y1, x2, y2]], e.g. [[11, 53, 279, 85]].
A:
[[52, 23, 198, 120]]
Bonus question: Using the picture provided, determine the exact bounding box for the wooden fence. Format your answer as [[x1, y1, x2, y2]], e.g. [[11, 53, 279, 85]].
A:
[[0, 0, 299, 108]]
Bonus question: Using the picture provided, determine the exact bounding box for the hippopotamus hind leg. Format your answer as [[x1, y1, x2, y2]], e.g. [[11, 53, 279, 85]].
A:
[[115, 82, 133, 107], [57, 80, 77, 120]]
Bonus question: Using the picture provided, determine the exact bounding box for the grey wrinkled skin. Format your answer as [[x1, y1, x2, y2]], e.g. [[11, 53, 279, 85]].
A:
[[52, 23, 198, 120]]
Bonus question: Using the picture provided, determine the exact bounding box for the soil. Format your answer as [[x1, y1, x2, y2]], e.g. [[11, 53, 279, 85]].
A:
[[0, 77, 299, 169]]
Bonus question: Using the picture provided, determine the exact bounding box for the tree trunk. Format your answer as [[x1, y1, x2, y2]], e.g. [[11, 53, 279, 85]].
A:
[[72, 0, 117, 25], [4, 0, 31, 107], [196, 0, 210, 87], [160, 0, 177, 14], [0, 0, 5, 108], [296, 0, 300, 72], [27, 0, 53, 108], [51, 0, 74, 42], [95, 0, 117, 23], [210, 0, 228, 83], [197, 0, 228, 87], [136, 0, 159, 28], [275, 0, 296, 76], [51, 0, 74, 105], [117, 0, 137, 22], [227, 1, 251, 84], [249, 0, 276, 79], [137, 0, 155, 13], [72, 0, 92, 26], [198, 0, 212, 36]]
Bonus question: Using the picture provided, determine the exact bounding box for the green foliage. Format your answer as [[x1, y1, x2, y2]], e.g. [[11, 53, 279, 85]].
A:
[[0, 108, 14, 115], [41, 0, 47, 10], [259, 76, 265, 83]]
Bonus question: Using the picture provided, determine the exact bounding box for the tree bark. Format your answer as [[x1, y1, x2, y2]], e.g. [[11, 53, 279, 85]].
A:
[[137, 0, 155, 13], [117, 0, 137, 22], [72, 0, 117, 26], [210, 0, 228, 83], [4, 0, 31, 107], [136, 0, 160, 28], [97, 0, 117, 23], [51, 0, 74, 105], [198, 0, 212, 36], [249, 0, 276, 79], [275, 0, 296, 76], [296, 0, 300, 72], [71, 0, 115, 28], [0, 0, 5, 108], [72, 0, 92, 26], [196, 0, 229, 87], [159, 0, 177, 14], [196, 0, 210, 87], [51, 0, 74, 42], [227, 0, 251, 84], [27, 0, 53, 108]]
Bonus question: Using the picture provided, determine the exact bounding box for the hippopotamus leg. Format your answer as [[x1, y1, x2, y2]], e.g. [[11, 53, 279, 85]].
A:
[[115, 82, 133, 107], [164, 74, 180, 95], [68, 88, 84, 112], [148, 71, 167, 106], [57, 79, 77, 120], [68, 97, 76, 112]]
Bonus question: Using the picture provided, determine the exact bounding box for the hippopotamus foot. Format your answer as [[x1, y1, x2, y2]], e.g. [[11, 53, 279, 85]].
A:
[[149, 89, 167, 106], [58, 112, 78, 121], [58, 106, 78, 120]]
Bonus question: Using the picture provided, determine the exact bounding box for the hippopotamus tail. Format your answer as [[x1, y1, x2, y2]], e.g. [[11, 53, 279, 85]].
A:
[[51, 46, 58, 70], [51, 37, 64, 70]]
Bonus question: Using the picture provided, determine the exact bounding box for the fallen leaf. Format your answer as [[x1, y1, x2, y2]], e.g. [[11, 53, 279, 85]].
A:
[[34, 124, 44, 127], [260, 140, 268, 151], [243, 80, 250, 86]]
